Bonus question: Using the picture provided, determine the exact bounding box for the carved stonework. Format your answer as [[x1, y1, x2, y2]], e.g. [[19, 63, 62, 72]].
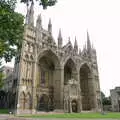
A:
[[11, 5, 101, 114]]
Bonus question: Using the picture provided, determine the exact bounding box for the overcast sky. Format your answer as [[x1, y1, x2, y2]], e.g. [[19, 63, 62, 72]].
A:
[[5, 0, 120, 96]]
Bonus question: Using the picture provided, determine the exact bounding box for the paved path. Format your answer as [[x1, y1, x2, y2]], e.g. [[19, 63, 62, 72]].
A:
[[0, 114, 9, 120]]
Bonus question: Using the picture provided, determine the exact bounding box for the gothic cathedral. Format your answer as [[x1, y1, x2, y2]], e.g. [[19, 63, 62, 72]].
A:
[[14, 2, 101, 114]]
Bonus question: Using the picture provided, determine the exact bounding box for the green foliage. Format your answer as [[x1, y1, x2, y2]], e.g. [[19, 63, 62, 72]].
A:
[[101, 91, 111, 105], [102, 97, 111, 105], [101, 91, 105, 100], [0, 72, 4, 88], [0, 0, 24, 63], [21, 0, 57, 9]]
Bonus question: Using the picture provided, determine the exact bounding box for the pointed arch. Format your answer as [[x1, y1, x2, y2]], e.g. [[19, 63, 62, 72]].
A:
[[64, 58, 77, 85], [38, 48, 60, 67], [38, 48, 60, 87], [80, 63, 92, 110], [79, 62, 91, 72]]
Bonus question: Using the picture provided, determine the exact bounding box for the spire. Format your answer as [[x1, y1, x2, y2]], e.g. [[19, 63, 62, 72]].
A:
[[87, 30, 91, 50], [48, 18, 52, 34], [27, 1, 34, 26], [79, 48, 81, 55], [25, 4, 29, 24], [58, 28, 63, 48], [36, 14, 42, 30], [74, 36, 78, 54], [68, 37, 71, 44]]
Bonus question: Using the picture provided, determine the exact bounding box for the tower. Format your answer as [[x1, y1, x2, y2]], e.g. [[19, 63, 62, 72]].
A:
[[48, 18, 52, 34], [74, 36, 78, 55]]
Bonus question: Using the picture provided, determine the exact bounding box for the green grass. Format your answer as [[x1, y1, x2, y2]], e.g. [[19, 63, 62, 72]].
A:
[[18, 112, 120, 118], [0, 109, 9, 114]]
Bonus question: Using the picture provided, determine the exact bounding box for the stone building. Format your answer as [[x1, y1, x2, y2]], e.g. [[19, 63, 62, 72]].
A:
[[14, 2, 101, 114], [110, 87, 120, 112], [0, 66, 15, 109]]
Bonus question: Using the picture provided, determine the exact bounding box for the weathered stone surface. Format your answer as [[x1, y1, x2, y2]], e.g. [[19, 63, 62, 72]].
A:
[[2, 2, 101, 114], [110, 87, 120, 112]]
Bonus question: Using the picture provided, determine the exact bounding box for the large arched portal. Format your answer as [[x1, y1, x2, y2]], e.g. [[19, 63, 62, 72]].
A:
[[80, 64, 92, 110], [64, 59, 77, 85], [38, 50, 60, 110], [38, 50, 59, 88]]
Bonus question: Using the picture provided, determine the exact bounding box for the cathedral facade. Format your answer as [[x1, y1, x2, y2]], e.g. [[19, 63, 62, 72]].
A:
[[14, 2, 101, 114]]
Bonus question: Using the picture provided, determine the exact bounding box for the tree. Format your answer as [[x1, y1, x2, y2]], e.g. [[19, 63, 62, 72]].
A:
[[0, 72, 4, 89], [101, 91, 111, 106], [0, 0, 24, 63], [21, 0, 57, 9], [101, 91, 105, 100]]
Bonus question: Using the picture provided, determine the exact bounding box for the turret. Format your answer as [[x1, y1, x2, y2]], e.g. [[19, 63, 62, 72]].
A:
[[58, 29, 63, 48], [74, 36, 78, 54], [48, 18, 52, 34], [25, 3, 29, 25], [26, 1, 34, 26], [79, 48, 81, 56], [36, 14, 42, 30], [87, 31, 92, 53]]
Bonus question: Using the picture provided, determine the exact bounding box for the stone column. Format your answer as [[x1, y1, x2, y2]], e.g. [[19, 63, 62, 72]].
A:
[[69, 98, 72, 113], [53, 66, 64, 110], [89, 73, 98, 111], [31, 61, 37, 114], [16, 58, 24, 115], [31, 44, 38, 114], [78, 71, 82, 112]]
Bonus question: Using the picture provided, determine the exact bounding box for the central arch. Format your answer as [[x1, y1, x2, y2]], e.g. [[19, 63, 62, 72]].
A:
[[37, 49, 60, 110], [64, 58, 77, 85], [38, 50, 60, 87], [80, 63, 92, 110]]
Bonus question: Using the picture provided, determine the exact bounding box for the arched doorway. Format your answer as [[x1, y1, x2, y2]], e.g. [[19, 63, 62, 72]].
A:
[[64, 58, 77, 85], [39, 94, 49, 111], [80, 64, 92, 110], [72, 100, 78, 112]]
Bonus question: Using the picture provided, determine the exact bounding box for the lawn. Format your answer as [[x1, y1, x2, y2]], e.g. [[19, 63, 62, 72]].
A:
[[19, 112, 120, 118], [0, 109, 9, 114]]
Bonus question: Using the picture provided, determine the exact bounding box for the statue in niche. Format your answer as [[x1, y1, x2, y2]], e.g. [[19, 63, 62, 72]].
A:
[[25, 42, 29, 51], [30, 45, 33, 53]]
